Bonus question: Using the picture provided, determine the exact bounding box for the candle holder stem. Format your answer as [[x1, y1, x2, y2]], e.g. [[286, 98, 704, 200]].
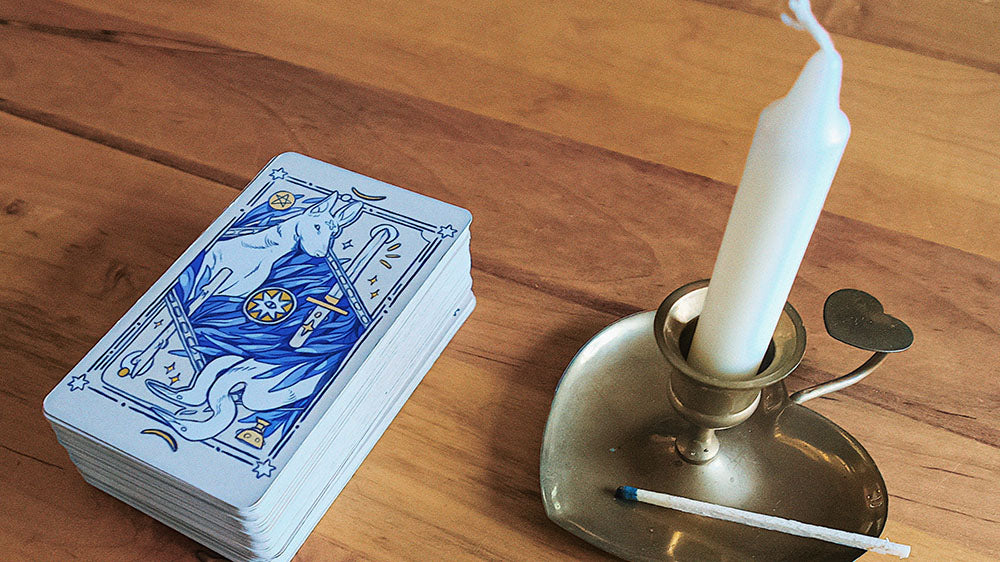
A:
[[674, 425, 718, 464]]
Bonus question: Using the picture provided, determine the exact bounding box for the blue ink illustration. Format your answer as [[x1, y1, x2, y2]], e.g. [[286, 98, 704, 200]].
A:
[[89, 171, 445, 470], [142, 192, 366, 444]]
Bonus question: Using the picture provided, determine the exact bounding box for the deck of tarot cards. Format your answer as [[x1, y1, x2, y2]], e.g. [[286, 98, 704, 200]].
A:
[[44, 153, 474, 561]]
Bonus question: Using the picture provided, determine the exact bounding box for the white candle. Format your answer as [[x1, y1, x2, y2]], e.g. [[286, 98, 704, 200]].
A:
[[688, 0, 850, 379]]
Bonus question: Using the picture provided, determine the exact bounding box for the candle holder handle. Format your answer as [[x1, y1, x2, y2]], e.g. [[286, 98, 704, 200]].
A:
[[791, 289, 913, 404]]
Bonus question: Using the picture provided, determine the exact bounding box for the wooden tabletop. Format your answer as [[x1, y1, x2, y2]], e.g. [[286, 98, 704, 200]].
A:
[[1, 1, 997, 560]]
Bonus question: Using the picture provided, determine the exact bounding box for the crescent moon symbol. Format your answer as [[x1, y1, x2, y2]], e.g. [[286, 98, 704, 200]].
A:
[[140, 428, 178, 452], [352, 187, 386, 201]]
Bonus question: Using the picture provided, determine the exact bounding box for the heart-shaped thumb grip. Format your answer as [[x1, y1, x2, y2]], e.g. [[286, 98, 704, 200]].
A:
[[824, 289, 913, 353]]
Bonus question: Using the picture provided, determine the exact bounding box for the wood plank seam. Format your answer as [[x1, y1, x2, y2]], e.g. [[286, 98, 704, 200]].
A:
[[8, 1, 998, 264], [0, 444, 64, 471], [891, 493, 1000, 525], [0, 16, 254, 57], [0, 98, 247, 188]]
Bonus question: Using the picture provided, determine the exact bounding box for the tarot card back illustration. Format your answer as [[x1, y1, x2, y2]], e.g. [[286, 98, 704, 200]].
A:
[[44, 152, 473, 509]]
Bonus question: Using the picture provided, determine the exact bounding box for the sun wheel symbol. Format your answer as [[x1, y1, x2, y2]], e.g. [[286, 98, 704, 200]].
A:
[[244, 288, 296, 324]]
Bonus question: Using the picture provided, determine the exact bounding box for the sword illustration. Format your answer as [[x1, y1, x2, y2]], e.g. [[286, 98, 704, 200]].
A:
[[116, 268, 232, 378], [289, 224, 399, 348]]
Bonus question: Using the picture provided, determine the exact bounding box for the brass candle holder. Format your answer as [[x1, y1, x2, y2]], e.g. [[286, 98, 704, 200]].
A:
[[540, 280, 912, 561]]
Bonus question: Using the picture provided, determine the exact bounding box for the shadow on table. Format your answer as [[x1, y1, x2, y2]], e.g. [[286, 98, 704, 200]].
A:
[[483, 312, 623, 559]]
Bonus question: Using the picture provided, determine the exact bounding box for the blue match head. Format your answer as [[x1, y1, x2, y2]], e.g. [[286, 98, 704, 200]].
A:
[[615, 486, 638, 501]]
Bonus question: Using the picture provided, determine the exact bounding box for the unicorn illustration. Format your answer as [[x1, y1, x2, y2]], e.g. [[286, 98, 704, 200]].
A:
[[190, 194, 364, 298], [137, 192, 372, 444], [116, 194, 363, 380]]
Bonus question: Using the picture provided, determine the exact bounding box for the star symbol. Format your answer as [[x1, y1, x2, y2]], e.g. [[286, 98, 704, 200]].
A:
[[246, 289, 295, 323], [253, 459, 275, 479], [153, 319, 163, 328], [256, 293, 283, 312], [437, 224, 457, 239], [300, 321, 315, 334], [269, 167, 288, 181], [342, 239, 353, 250], [368, 276, 377, 285], [164, 362, 176, 373], [370, 290, 379, 299], [169, 375, 180, 385], [67, 374, 89, 392]]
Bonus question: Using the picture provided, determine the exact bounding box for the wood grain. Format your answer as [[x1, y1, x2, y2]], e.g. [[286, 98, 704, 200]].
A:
[[0, 114, 229, 562], [700, 0, 1000, 73], [0, 1, 998, 561], [24, 0, 1000, 261]]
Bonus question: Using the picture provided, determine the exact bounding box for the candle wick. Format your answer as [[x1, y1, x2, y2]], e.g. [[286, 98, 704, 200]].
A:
[[781, 0, 836, 52]]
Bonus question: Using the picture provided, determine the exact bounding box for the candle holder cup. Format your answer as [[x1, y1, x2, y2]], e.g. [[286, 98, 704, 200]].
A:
[[540, 280, 911, 561], [654, 281, 806, 464]]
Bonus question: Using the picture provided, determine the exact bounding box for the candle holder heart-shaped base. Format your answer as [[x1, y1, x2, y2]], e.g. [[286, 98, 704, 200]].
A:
[[540, 281, 890, 561]]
